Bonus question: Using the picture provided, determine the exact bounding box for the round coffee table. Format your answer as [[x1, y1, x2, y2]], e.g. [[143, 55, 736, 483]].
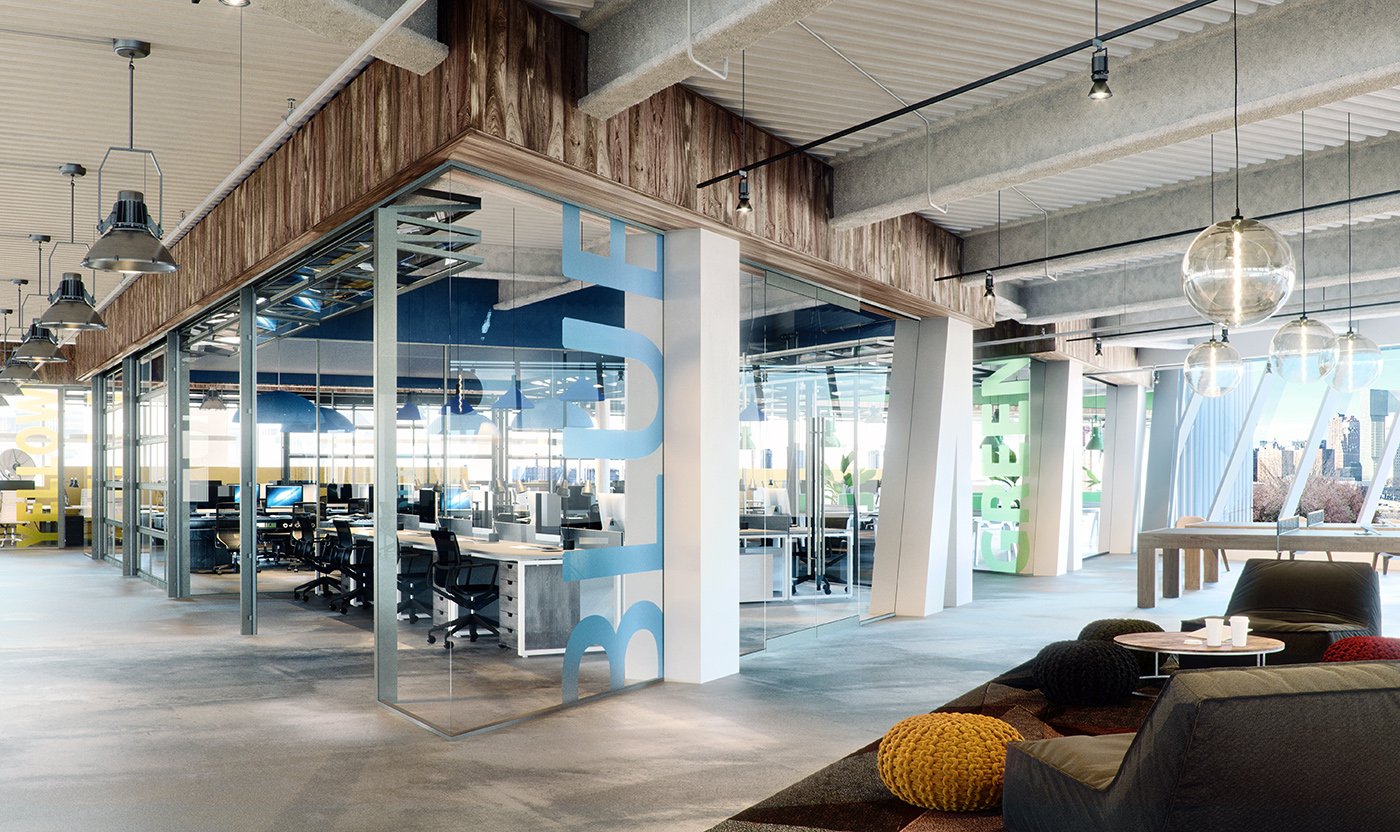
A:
[[1113, 631, 1285, 679]]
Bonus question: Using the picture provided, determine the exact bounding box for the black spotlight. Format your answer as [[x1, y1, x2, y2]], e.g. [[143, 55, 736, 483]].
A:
[[1094, 337, 1104, 356], [984, 272, 995, 299], [1089, 41, 1112, 100], [736, 170, 753, 215]]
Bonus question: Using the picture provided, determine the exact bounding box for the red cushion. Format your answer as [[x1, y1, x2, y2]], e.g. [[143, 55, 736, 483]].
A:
[[1322, 636, 1400, 662]]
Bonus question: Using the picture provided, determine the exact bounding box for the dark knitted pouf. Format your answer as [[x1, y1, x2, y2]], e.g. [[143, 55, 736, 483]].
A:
[[1032, 640, 1140, 706], [1322, 636, 1400, 663], [1078, 618, 1165, 677]]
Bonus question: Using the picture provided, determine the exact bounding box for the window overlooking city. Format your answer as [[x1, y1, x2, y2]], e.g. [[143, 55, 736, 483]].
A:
[[1250, 347, 1400, 525]]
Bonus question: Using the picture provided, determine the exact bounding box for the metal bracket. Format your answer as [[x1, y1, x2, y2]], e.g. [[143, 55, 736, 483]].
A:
[[685, 0, 729, 80]]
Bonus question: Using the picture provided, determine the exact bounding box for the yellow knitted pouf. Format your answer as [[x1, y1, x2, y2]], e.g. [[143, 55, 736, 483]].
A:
[[876, 713, 1023, 812]]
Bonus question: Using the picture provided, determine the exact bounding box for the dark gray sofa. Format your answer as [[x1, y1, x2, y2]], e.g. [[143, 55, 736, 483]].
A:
[[1002, 661, 1400, 832]]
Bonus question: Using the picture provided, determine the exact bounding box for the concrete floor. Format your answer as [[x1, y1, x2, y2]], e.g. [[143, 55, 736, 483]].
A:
[[2, 548, 1395, 832]]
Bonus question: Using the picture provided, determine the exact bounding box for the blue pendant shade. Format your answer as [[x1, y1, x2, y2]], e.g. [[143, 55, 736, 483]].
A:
[[493, 375, 535, 410], [560, 375, 605, 402], [396, 395, 422, 422], [428, 410, 493, 435], [442, 397, 474, 416], [232, 391, 317, 427], [315, 406, 355, 434], [512, 399, 593, 430]]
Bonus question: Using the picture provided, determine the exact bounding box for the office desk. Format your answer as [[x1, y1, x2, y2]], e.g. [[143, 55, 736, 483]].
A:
[[345, 526, 577, 657], [738, 527, 850, 602], [1135, 523, 1400, 608]]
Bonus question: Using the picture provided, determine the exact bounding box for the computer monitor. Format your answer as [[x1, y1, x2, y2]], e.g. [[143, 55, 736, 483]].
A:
[[266, 485, 301, 509], [232, 485, 242, 504], [417, 488, 437, 525], [442, 486, 472, 512], [301, 484, 319, 504], [339, 484, 353, 502]]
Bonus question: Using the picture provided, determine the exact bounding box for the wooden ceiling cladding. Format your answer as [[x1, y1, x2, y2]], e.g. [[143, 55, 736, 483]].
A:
[[68, 0, 978, 381]]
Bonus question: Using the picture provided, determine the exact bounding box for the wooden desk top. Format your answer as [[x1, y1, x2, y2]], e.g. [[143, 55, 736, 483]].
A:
[[1138, 523, 1400, 552], [1114, 631, 1285, 656], [338, 524, 563, 561]]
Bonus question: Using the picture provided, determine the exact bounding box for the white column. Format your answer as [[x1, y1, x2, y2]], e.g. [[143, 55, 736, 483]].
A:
[[1027, 359, 1083, 576], [662, 228, 740, 684], [869, 316, 974, 617], [1100, 384, 1146, 555]]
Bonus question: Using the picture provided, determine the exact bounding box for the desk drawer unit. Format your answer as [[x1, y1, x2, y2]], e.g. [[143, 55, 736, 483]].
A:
[[496, 561, 580, 657]]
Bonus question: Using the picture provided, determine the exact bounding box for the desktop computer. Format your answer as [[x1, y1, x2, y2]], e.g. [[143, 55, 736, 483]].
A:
[[442, 486, 472, 513], [265, 485, 301, 510]]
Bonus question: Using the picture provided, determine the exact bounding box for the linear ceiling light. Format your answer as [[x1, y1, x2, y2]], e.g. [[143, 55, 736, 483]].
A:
[[82, 40, 178, 276]]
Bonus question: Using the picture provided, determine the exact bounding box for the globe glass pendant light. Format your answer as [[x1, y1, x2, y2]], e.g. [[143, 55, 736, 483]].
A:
[[1183, 334, 1244, 398], [82, 41, 178, 276], [1268, 111, 1337, 385], [1329, 115, 1383, 394], [1181, 1, 1293, 328]]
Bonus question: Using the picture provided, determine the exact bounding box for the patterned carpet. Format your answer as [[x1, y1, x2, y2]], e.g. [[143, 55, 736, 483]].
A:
[[707, 666, 1156, 832]]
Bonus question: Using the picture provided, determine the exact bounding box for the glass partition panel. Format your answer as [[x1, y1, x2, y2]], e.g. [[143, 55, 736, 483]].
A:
[[136, 349, 168, 585], [1080, 378, 1108, 559], [737, 267, 892, 653], [180, 299, 244, 595], [973, 358, 1033, 573], [62, 387, 94, 551], [101, 367, 125, 566]]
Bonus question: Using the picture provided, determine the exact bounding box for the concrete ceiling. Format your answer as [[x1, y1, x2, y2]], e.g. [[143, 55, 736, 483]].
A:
[[531, 0, 1400, 356]]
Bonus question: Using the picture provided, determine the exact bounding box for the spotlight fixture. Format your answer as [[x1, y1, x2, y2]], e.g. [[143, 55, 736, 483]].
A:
[[1088, 41, 1112, 100], [984, 272, 995, 299], [83, 40, 179, 275], [1181, 0, 1292, 328], [736, 170, 753, 215], [1094, 336, 1104, 357]]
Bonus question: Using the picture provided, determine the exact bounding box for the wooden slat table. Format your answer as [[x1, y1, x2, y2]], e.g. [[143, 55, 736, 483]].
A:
[[1135, 523, 1400, 608]]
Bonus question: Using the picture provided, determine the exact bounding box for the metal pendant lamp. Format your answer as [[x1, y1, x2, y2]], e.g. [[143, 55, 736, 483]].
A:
[[199, 390, 228, 411], [396, 394, 423, 422], [0, 360, 39, 383], [1181, 1, 1293, 328], [82, 40, 178, 276], [14, 238, 67, 366], [560, 361, 606, 402], [40, 273, 107, 333]]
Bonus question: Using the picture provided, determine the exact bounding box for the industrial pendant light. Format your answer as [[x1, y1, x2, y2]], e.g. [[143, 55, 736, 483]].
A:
[[14, 238, 67, 366], [1087, 2, 1111, 100], [1268, 111, 1336, 384], [1184, 328, 1244, 398], [1181, 0, 1293, 328], [199, 390, 228, 411], [1330, 114, 1383, 394], [0, 308, 28, 388], [82, 40, 178, 275], [396, 393, 423, 421], [41, 165, 107, 333]]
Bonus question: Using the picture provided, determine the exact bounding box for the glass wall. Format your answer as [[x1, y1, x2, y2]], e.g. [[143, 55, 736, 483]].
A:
[[737, 268, 894, 654], [0, 387, 63, 548], [1080, 378, 1108, 559], [101, 367, 125, 567], [165, 164, 666, 735], [62, 387, 94, 550], [973, 358, 1032, 573], [136, 349, 168, 585]]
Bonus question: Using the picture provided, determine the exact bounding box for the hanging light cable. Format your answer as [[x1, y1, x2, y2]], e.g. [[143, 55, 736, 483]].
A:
[[1182, 0, 1293, 328], [1331, 113, 1383, 393], [1268, 110, 1337, 383], [0, 308, 22, 395], [82, 40, 178, 275]]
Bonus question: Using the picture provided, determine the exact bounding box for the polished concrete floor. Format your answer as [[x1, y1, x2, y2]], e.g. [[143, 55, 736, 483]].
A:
[[2, 548, 1395, 832]]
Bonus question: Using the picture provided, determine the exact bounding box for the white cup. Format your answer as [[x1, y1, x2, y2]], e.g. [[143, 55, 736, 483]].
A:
[[1229, 615, 1250, 646], [1203, 617, 1225, 647]]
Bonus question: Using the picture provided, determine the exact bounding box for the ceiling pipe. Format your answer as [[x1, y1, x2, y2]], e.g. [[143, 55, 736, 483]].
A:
[[97, 0, 435, 311]]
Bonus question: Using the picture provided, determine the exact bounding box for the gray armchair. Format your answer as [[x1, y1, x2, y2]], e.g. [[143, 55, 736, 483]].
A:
[[1002, 662, 1400, 832], [1180, 559, 1380, 664]]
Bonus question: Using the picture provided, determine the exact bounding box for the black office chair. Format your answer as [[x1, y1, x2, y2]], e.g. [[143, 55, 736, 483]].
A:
[[292, 516, 342, 602], [212, 519, 255, 573], [397, 545, 433, 623], [329, 519, 373, 613], [426, 528, 500, 649]]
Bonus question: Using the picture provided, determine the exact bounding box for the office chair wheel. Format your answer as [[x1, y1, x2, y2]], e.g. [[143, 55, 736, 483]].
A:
[[408, 614, 418, 623], [427, 634, 436, 644], [444, 640, 454, 650]]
